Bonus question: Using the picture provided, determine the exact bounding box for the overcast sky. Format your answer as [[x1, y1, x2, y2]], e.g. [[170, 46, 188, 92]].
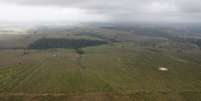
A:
[[0, 0, 201, 24]]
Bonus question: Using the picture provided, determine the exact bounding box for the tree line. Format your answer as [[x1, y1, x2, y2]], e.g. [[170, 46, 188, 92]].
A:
[[28, 38, 107, 49]]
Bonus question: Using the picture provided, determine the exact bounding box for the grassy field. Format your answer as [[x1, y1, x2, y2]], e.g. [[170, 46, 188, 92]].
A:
[[0, 42, 200, 101]]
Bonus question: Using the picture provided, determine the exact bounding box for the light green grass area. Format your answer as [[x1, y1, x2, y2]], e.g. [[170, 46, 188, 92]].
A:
[[0, 42, 200, 101]]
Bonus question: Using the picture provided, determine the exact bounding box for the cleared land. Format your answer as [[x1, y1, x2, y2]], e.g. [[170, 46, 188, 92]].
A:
[[0, 42, 200, 101]]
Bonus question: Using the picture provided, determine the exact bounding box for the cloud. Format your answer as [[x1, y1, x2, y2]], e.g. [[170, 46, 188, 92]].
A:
[[0, 0, 201, 23], [0, 2, 109, 24]]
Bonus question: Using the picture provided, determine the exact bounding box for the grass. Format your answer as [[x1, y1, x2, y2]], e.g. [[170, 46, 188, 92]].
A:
[[0, 42, 200, 101]]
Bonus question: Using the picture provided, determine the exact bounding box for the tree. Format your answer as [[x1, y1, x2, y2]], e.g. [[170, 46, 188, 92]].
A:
[[75, 48, 84, 55]]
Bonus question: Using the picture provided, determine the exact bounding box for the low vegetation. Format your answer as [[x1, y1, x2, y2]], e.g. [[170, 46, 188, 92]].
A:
[[0, 25, 201, 101]]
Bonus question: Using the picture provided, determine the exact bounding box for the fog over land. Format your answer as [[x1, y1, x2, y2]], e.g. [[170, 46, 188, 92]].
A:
[[0, 0, 201, 101]]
